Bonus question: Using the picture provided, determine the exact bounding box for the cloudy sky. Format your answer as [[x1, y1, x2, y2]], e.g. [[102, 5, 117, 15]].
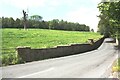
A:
[[0, 0, 101, 31]]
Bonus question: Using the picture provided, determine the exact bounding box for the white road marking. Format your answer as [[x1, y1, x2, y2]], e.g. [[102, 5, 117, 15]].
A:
[[18, 67, 55, 78]]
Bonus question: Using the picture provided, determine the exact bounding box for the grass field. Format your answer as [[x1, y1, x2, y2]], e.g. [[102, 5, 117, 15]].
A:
[[2, 28, 102, 66]]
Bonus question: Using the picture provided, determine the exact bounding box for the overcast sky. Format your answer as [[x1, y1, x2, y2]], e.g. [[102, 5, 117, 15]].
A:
[[0, 0, 101, 31]]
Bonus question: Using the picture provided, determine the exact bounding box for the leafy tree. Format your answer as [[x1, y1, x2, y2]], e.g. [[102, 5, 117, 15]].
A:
[[0, 18, 2, 28], [1, 16, 90, 32], [91, 29, 94, 32], [40, 21, 49, 29], [30, 15, 42, 21], [49, 19, 59, 30], [2, 17, 15, 28], [15, 18, 23, 28], [98, 1, 120, 47]]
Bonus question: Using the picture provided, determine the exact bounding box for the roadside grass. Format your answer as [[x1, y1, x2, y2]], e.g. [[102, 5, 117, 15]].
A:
[[2, 28, 102, 66], [112, 58, 120, 72]]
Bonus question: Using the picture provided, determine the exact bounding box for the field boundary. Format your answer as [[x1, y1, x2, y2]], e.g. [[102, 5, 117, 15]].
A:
[[17, 37, 105, 62]]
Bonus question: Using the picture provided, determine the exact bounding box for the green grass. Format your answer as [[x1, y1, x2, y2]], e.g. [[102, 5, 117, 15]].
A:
[[112, 58, 120, 72], [2, 28, 102, 66]]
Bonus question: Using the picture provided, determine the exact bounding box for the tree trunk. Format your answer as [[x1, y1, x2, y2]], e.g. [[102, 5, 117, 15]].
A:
[[23, 10, 27, 30], [24, 21, 27, 30]]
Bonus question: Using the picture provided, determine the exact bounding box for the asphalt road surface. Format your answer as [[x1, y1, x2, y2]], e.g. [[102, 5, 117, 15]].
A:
[[2, 38, 119, 78]]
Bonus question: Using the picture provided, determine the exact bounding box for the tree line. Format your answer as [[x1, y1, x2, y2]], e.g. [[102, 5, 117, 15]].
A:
[[97, 1, 120, 46], [1, 15, 90, 31]]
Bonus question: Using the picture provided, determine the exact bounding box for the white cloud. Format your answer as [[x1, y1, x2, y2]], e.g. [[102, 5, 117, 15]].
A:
[[90, 0, 102, 4], [0, 0, 74, 9], [48, 0, 61, 7], [0, 0, 101, 31], [1, 0, 47, 9], [46, 0, 80, 8], [64, 7, 100, 31]]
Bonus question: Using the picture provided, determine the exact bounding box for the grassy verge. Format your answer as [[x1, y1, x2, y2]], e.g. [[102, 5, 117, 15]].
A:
[[112, 58, 120, 72], [2, 28, 102, 66]]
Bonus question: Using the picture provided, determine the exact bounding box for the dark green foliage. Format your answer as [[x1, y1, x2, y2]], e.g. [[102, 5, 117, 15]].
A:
[[98, 1, 120, 38], [1, 16, 90, 31]]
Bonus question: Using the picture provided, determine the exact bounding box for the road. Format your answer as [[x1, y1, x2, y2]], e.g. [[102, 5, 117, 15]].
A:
[[2, 38, 119, 78]]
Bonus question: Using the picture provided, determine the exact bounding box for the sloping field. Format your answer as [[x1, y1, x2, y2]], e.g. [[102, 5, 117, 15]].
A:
[[2, 29, 102, 66]]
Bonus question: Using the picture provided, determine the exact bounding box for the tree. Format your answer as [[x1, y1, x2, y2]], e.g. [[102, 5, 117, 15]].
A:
[[58, 20, 65, 30], [97, 14, 111, 37], [30, 15, 42, 21], [15, 18, 22, 28], [23, 10, 28, 30], [1, 16, 90, 32], [49, 19, 59, 30], [98, 1, 120, 47], [2, 17, 15, 28], [0, 18, 2, 28], [8, 17, 15, 28], [29, 15, 43, 28], [91, 29, 94, 32]]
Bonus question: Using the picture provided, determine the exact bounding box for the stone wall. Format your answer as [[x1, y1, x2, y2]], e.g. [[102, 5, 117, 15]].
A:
[[17, 37, 105, 62]]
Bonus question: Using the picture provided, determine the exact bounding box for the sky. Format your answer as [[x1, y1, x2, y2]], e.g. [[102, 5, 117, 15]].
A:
[[0, 0, 102, 31]]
